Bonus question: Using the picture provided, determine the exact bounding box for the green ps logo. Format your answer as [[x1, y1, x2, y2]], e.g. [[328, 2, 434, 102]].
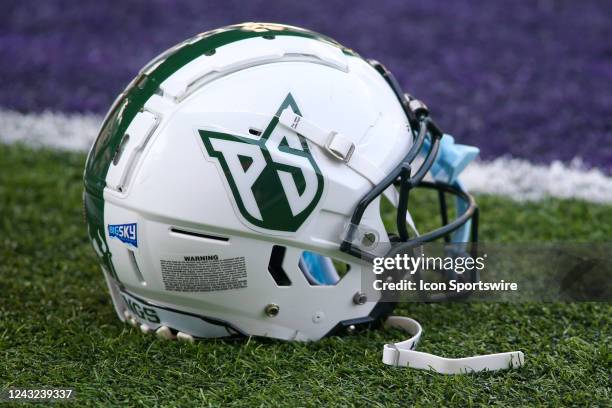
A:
[[199, 94, 324, 232]]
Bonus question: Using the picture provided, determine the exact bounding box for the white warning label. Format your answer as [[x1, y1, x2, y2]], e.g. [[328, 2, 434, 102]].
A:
[[160, 254, 247, 292]]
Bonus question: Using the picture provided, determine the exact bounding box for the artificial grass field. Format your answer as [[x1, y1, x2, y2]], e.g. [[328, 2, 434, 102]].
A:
[[0, 144, 610, 407]]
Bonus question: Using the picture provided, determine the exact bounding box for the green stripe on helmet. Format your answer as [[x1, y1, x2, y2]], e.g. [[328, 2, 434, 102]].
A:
[[84, 22, 355, 197], [83, 23, 357, 276]]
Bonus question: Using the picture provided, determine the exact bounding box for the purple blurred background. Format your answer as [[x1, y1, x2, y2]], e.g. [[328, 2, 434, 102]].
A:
[[1, 0, 611, 170]]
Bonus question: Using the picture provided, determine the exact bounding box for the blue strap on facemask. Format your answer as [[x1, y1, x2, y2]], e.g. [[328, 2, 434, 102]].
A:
[[299, 251, 341, 285], [425, 134, 479, 243]]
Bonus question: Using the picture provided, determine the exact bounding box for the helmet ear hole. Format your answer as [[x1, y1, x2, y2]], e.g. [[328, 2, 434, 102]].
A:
[[299, 251, 350, 286]]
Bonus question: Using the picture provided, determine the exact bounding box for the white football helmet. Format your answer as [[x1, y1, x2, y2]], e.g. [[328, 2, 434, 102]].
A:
[[84, 23, 523, 374]]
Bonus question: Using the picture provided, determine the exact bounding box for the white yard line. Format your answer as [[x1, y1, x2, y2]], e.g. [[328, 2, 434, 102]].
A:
[[2, 109, 611, 203], [462, 158, 612, 204], [0, 109, 101, 152]]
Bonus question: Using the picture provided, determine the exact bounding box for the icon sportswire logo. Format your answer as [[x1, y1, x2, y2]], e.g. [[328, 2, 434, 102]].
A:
[[199, 94, 324, 232]]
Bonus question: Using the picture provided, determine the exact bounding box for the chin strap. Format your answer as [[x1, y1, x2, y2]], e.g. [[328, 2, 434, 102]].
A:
[[278, 108, 387, 185], [382, 316, 524, 374]]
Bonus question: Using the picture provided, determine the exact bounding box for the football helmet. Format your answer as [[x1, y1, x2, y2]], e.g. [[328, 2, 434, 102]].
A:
[[84, 23, 523, 374]]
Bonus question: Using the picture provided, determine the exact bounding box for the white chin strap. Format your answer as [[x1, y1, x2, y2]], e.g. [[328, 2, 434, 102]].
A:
[[382, 316, 524, 374]]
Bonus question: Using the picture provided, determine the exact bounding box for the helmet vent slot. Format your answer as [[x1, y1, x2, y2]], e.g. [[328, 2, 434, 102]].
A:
[[267, 245, 292, 286], [170, 227, 229, 242], [128, 249, 146, 286], [112, 133, 130, 165], [173, 53, 349, 102], [248, 127, 262, 136]]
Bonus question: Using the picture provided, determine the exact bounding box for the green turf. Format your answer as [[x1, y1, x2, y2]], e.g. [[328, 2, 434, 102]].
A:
[[0, 144, 610, 407]]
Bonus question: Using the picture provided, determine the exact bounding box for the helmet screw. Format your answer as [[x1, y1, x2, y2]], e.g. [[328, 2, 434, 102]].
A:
[[264, 303, 280, 317], [353, 292, 367, 305], [346, 324, 357, 334], [362, 232, 376, 247]]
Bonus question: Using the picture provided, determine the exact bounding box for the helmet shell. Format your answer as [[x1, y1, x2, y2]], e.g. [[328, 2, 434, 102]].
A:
[[84, 23, 411, 340]]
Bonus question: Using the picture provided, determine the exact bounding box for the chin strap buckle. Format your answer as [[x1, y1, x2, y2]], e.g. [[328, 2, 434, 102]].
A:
[[325, 131, 355, 162], [278, 108, 386, 185], [382, 316, 525, 374], [385, 343, 402, 367]]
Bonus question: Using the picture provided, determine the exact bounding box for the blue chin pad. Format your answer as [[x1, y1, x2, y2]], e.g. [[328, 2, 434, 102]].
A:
[[425, 134, 479, 243], [427, 134, 479, 185], [299, 251, 340, 285]]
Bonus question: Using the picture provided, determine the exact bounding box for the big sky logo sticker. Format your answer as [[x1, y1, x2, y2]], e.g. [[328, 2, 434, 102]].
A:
[[108, 223, 138, 247], [199, 94, 324, 233]]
